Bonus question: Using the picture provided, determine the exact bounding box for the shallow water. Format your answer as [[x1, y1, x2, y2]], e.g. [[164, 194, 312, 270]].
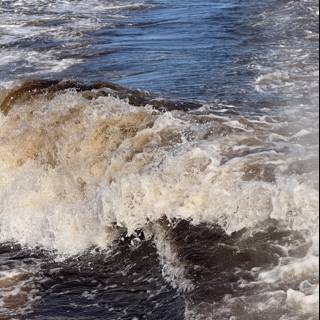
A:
[[0, 0, 319, 319]]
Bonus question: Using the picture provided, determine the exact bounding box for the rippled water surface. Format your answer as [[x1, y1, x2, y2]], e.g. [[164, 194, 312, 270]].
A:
[[0, 0, 319, 319]]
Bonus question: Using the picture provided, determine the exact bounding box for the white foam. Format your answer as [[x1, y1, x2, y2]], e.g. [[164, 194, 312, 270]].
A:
[[0, 91, 318, 256], [152, 224, 194, 293], [286, 286, 319, 315]]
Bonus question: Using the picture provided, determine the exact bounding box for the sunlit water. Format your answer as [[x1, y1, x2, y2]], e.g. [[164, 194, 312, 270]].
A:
[[0, 0, 319, 319]]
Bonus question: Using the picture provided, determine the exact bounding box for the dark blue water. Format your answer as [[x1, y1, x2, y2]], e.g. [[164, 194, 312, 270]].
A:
[[61, 0, 270, 105], [0, 1, 284, 103], [1, 0, 318, 106]]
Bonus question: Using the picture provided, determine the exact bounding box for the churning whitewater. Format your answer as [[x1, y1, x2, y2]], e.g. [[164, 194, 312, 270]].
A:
[[1, 80, 317, 253], [0, 0, 319, 319]]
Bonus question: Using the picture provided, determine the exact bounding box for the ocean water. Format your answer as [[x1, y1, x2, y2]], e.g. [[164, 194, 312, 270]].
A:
[[0, 0, 319, 319]]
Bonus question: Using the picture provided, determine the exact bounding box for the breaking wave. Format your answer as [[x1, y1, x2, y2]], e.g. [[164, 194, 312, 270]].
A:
[[0, 78, 318, 319], [0, 80, 317, 254]]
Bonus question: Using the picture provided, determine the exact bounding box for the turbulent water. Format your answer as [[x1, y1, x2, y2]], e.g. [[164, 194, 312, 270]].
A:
[[0, 0, 319, 319]]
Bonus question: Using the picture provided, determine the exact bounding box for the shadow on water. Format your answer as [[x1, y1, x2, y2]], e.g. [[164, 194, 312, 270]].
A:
[[25, 240, 185, 320], [0, 219, 309, 320]]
